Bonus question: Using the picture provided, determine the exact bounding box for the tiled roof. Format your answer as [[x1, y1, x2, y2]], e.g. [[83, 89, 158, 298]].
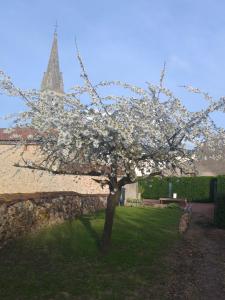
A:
[[0, 128, 37, 143]]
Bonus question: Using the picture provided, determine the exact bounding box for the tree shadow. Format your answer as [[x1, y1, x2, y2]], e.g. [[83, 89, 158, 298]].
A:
[[80, 215, 101, 249]]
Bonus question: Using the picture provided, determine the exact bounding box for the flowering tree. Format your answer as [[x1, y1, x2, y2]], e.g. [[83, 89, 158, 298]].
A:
[[1, 54, 225, 252]]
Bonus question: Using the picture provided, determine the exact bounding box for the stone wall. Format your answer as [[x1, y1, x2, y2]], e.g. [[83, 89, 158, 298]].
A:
[[0, 192, 107, 248]]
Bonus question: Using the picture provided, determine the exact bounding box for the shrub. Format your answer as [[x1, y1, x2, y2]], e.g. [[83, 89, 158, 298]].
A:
[[138, 176, 216, 202], [214, 176, 225, 228]]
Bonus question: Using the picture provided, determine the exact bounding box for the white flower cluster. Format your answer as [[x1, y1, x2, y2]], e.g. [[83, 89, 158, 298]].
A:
[[1, 56, 225, 186]]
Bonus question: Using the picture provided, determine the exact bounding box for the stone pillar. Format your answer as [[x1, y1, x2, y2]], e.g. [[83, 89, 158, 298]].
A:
[[124, 182, 138, 204]]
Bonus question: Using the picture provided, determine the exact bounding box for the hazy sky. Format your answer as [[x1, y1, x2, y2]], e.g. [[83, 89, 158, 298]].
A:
[[1, 0, 225, 127]]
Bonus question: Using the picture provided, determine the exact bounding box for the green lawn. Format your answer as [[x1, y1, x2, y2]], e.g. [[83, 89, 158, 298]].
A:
[[0, 206, 181, 300]]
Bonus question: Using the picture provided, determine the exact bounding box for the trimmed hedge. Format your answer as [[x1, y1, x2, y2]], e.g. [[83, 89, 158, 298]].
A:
[[214, 176, 225, 228], [139, 176, 216, 202]]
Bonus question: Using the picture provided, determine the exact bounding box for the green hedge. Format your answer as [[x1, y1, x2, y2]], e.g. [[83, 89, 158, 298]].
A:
[[138, 176, 216, 202], [214, 176, 225, 228]]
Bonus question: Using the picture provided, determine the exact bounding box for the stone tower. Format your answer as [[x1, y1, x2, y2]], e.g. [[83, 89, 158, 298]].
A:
[[41, 29, 64, 94]]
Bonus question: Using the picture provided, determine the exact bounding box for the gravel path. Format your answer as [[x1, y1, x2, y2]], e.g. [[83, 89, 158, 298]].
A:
[[165, 203, 225, 300]]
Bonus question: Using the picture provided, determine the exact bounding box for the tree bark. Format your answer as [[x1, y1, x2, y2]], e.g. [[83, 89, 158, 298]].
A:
[[100, 174, 134, 253], [101, 182, 120, 253]]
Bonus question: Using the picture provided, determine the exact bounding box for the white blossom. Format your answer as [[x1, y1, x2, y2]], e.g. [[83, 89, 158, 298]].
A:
[[0, 56, 225, 185]]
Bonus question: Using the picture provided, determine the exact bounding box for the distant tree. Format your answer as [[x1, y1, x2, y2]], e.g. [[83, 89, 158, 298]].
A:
[[1, 55, 225, 252]]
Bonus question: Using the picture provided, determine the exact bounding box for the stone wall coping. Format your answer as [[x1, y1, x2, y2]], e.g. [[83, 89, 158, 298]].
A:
[[0, 191, 109, 206]]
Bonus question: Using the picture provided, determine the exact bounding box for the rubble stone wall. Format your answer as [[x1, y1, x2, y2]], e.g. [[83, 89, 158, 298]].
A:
[[0, 192, 107, 247]]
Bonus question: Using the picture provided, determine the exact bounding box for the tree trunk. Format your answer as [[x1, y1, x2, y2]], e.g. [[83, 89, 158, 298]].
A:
[[101, 187, 120, 253]]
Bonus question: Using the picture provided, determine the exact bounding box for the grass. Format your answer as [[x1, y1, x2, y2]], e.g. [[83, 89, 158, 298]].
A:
[[0, 206, 181, 300]]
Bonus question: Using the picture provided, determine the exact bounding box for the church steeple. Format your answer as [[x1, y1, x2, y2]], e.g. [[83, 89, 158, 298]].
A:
[[41, 28, 64, 94]]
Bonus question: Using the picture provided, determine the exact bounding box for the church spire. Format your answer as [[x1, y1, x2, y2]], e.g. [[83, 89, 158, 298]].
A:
[[41, 28, 64, 94]]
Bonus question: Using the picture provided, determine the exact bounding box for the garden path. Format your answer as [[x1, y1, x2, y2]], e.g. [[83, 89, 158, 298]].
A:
[[139, 203, 225, 300], [165, 203, 225, 299]]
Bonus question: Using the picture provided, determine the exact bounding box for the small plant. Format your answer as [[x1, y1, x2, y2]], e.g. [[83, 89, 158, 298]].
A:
[[167, 203, 180, 209], [126, 198, 143, 207]]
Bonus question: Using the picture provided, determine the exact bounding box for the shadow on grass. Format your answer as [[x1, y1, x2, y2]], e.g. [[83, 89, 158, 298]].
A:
[[0, 207, 181, 300], [79, 215, 101, 249]]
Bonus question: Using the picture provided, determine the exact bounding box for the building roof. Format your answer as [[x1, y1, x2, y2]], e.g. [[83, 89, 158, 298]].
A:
[[0, 128, 37, 144], [196, 159, 225, 176]]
